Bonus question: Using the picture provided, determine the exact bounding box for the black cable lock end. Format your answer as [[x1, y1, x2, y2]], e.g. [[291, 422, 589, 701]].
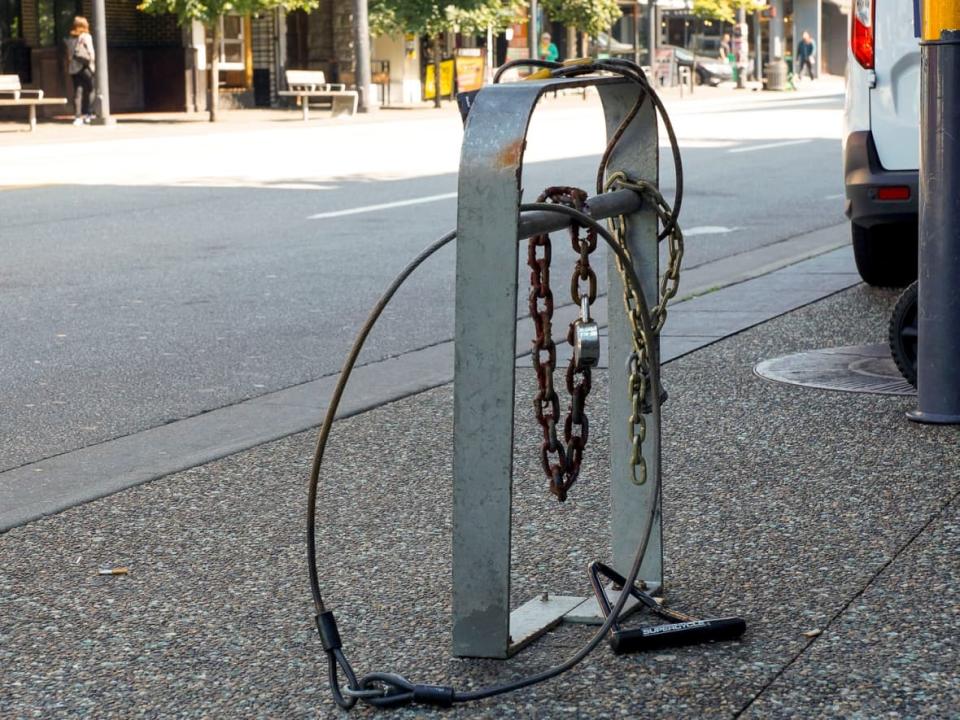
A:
[[413, 684, 455, 707], [315, 610, 342, 652], [609, 617, 746, 654]]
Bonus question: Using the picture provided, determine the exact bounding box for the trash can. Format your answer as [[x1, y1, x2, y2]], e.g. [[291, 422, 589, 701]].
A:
[[765, 59, 788, 91]]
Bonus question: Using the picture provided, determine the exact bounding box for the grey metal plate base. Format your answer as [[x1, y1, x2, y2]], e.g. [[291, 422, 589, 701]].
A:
[[754, 344, 915, 396], [508, 580, 662, 655], [508, 595, 585, 656]]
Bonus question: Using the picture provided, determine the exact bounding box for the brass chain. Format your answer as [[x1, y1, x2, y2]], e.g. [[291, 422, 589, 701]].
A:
[[604, 172, 684, 334], [528, 186, 597, 501], [604, 172, 684, 485]]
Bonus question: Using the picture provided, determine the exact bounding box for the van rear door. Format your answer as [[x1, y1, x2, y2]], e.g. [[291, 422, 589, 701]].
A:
[[870, 0, 920, 171]]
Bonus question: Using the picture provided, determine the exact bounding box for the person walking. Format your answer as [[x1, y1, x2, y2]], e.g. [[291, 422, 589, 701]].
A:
[[66, 16, 95, 125], [795, 30, 817, 82]]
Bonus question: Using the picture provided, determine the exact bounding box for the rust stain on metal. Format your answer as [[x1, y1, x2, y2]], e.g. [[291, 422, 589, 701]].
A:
[[496, 139, 526, 169]]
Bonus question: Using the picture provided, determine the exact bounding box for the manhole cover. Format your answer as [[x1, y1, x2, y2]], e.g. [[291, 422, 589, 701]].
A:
[[754, 344, 916, 396]]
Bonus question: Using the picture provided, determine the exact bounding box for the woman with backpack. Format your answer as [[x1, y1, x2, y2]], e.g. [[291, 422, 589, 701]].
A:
[[66, 16, 95, 125]]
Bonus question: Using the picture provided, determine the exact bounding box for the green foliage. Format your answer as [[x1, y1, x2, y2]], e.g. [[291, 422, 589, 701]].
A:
[[139, 0, 317, 25], [369, 0, 523, 37], [539, 0, 622, 37], [692, 0, 765, 24], [446, 0, 525, 34]]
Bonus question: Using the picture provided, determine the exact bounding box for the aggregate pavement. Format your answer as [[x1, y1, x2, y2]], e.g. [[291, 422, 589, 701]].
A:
[[2, 282, 958, 718]]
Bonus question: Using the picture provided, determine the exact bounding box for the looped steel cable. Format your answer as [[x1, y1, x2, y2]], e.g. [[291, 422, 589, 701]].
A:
[[306, 205, 664, 710], [306, 57, 685, 711]]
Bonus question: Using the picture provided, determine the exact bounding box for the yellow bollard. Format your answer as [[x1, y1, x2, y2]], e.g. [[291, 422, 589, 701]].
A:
[[908, 1, 960, 424], [922, 0, 960, 41]]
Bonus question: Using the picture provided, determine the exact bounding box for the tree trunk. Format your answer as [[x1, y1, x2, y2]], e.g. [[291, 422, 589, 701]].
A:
[[433, 34, 441, 109], [209, 17, 220, 122], [566, 26, 577, 60], [352, 0, 373, 112]]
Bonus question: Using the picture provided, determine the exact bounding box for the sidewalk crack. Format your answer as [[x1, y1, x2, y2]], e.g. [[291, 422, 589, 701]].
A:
[[732, 483, 960, 718]]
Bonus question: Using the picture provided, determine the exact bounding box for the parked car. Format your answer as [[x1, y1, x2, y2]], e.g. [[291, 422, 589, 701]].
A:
[[590, 36, 732, 86], [843, 0, 920, 286], [592, 32, 638, 57], [668, 45, 734, 86]]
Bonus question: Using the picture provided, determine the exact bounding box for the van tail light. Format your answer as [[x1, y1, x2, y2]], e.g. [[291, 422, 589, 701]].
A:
[[877, 186, 911, 201], [852, 0, 875, 69]]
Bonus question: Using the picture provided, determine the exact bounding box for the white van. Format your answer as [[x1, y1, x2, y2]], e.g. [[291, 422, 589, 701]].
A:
[[842, 0, 920, 286]]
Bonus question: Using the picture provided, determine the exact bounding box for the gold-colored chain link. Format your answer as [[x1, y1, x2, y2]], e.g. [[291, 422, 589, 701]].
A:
[[604, 172, 684, 334], [603, 171, 684, 485]]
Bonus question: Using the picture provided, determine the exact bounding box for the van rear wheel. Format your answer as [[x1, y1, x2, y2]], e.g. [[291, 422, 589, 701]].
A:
[[889, 280, 918, 387], [851, 221, 918, 287]]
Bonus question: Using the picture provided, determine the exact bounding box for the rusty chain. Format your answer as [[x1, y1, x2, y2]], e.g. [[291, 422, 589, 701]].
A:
[[528, 186, 598, 501]]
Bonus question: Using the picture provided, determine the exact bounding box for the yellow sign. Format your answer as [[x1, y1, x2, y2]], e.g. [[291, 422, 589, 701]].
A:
[[424, 59, 455, 100], [455, 55, 485, 93]]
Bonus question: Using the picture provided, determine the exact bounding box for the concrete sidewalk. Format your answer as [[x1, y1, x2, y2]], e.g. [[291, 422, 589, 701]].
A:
[[2, 273, 957, 717], [0, 74, 844, 147]]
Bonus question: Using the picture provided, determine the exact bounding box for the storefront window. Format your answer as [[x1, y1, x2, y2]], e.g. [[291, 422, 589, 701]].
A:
[[37, 0, 80, 47], [206, 14, 245, 70]]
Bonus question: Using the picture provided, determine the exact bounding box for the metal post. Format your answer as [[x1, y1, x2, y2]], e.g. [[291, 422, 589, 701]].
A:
[[907, 10, 960, 425], [647, 0, 657, 67], [529, 0, 538, 60], [768, 0, 784, 61], [353, 0, 374, 112], [452, 76, 660, 659], [633, 2, 641, 66], [754, 11, 762, 83], [91, 0, 115, 125], [765, 0, 787, 90]]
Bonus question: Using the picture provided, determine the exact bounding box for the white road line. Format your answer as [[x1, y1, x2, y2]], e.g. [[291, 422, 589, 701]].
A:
[[685, 226, 739, 237], [824, 193, 845, 200], [307, 192, 457, 220], [728, 139, 813, 154]]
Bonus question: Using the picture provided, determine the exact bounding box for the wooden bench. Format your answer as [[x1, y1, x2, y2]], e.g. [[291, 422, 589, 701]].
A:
[[278, 70, 358, 120], [0, 74, 67, 131]]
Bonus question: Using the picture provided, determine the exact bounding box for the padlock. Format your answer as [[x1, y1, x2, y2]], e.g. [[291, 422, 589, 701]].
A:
[[573, 296, 600, 370]]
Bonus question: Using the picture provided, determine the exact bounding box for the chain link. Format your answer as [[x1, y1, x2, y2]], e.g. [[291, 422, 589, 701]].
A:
[[528, 177, 683, 494], [528, 186, 598, 501], [603, 172, 684, 485]]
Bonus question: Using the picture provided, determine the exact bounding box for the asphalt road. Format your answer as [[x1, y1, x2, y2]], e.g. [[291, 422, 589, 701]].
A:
[[0, 90, 846, 473]]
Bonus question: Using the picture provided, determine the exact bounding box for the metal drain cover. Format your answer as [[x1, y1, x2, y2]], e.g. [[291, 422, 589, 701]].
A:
[[754, 344, 916, 396]]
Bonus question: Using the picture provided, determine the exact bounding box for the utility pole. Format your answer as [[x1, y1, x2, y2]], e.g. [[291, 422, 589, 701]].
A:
[[907, 2, 960, 424], [647, 0, 656, 67], [353, 0, 374, 112], [765, 0, 787, 90], [529, 0, 538, 60], [91, 0, 115, 125], [753, 10, 762, 82]]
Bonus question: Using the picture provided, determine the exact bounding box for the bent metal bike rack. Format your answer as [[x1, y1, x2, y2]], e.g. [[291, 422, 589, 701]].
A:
[[453, 74, 661, 659]]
